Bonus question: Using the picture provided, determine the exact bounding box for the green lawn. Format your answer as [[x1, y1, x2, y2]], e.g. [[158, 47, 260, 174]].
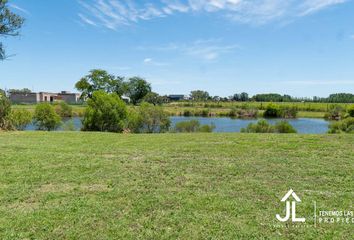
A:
[[0, 132, 353, 239]]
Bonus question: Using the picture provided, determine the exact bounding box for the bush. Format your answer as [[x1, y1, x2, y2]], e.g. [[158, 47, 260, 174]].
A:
[[174, 120, 215, 133], [274, 120, 297, 133], [34, 103, 61, 131], [0, 92, 13, 130], [324, 104, 345, 120], [241, 119, 297, 133], [347, 105, 354, 117], [328, 117, 354, 133], [175, 120, 200, 132], [131, 102, 171, 133], [62, 120, 76, 131], [9, 109, 32, 130], [124, 109, 141, 133], [228, 108, 237, 118], [198, 123, 215, 132], [82, 91, 127, 132], [183, 110, 192, 117], [279, 106, 298, 118], [263, 103, 280, 118], [241, 119, 274, 133], [55, 101, 73, 117]]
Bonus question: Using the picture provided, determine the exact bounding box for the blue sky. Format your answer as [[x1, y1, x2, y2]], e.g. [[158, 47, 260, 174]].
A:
[[1, 0, 354, 97]]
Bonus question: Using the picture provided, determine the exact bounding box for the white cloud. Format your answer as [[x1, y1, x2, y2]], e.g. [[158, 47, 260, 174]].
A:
[[9, 4, 30, 15], [298, 0, 347, 16], [78, 13, 98, 26], [143, 58, 169, 66], [139, 39, 239, 61], [183, 39, 240, 60], [78, 0, 349, 29]]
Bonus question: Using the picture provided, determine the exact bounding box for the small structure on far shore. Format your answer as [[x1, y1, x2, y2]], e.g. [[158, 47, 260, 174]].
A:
[[168, 94, 189, 101], [9, 90, 81, 104]]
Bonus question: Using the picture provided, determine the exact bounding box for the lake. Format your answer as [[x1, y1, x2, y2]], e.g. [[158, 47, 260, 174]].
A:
[[25, 117, 330, 134]]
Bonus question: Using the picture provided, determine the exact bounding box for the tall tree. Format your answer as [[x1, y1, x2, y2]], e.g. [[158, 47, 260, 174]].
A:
[[75, 69, 125, 99], [190, 90, 210, 101], [0, 0, 24, 60], [126, 77, 151, 104]]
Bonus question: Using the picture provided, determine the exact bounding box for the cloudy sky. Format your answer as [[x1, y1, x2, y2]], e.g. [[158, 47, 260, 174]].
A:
[[1, 0, 354, 97]]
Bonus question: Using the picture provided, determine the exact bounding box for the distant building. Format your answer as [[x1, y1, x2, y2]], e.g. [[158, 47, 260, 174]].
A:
[[9, 91, 81, 104], [168, 94, 189, 101]]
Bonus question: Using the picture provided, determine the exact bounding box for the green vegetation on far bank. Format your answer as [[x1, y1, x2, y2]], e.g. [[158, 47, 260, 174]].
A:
[[0, 132, 353, 239], [10, 103, 330, 119]]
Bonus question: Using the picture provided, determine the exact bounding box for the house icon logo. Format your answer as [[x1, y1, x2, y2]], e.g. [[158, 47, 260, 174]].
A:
[[276, 189, 306, 222]]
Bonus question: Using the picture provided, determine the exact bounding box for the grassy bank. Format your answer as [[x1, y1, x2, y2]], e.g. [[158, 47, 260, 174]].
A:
[[0, 132, 353, 239], [12, 102, 325, 118], [168, 101, 352, 112], [12, 104, 86, 116]]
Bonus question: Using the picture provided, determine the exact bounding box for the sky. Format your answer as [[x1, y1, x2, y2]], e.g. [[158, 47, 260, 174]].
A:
[[1, 0, 354, 97]]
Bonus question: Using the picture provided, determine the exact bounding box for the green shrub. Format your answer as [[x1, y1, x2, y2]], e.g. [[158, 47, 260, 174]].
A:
[[9, 109, 32, 130], [34, 103, 61, 131], [228, 108, 237, 118], [55, 101, 73, 117], [183, 110, 192, 117], [347, 105, 354, 117], [328, 117, 354, 133], [0, 91, 13, 130], [324, 104, 345, 120], [198, 123, 215, 132], [82, 91, 127, 132], [274, 120, 297, 133], [174, 120, 215, 133], [135, 102, 170, 133], [279, 106, 298, 118], [241, 119, 296, 133], [62, 120, 76, 131], [241, 119, 275, 133], [175, 120, 200, 132], [124, 109, 141, 133], [202, 109, 209, 117], [263, 103, 280, 118]]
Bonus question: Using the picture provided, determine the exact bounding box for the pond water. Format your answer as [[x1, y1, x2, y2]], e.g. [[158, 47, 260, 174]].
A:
[[171, 117, 329, 134], [25, 116, 329, 134]]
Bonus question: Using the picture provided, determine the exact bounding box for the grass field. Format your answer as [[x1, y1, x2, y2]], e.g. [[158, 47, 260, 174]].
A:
[[0, 132, 353, 239]]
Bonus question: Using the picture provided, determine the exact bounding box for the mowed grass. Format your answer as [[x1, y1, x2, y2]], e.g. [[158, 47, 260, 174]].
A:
[[0, 132, 353, 239]]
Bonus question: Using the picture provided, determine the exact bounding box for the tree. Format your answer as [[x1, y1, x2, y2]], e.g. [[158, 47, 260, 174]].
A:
[[33, 103, 61, 131], [82, 91, 127, 132], [232, 92, 249, 101], [8, 88, 31, 93], [75, 69, 125, 99], [240, 92, 249, 101], [190, 90, 210, 101], [143, 92, 163, 105], [0, 89, 12, 129], [126, 77, 151, 104], [326, 93, 354, 103], [0, 0, 25, 60]]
